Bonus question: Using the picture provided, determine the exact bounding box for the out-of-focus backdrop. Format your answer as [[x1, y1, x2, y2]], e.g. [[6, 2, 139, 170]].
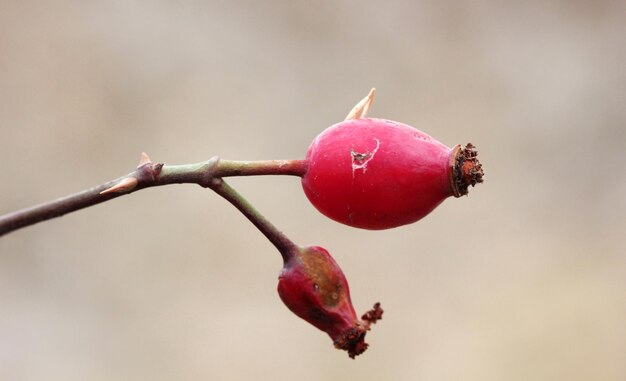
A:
[[1, 1, 625, 380]]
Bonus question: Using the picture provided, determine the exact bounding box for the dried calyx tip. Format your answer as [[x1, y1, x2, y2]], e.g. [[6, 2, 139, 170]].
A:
[[362, 302, 383, 324], [451, 143, 484, 197], [333, 303, 384, 359]]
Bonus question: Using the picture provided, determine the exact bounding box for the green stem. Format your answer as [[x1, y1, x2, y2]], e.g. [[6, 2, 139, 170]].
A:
[[219, 159, 307, 177], [208, 178, 299, 262], [0, 156, 307, 237], [158, 159, 307, 184]]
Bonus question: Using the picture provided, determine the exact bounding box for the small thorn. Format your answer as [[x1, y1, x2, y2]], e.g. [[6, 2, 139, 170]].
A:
[[137, 152, 152, 168], [100, 177, 139, 195], [345, 88, 376, 120]]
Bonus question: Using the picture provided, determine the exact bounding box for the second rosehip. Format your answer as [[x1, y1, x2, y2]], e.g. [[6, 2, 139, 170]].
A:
[[277, 245, 383, 358]]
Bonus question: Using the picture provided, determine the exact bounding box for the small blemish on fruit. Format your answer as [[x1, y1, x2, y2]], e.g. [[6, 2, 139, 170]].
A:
[[351, 138, 380, 176], [313, 283, 320, 291], [351, 150, 371, 162]]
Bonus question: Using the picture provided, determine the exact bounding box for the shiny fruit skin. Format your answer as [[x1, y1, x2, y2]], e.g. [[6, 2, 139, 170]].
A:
[[302, 118, 455, 230], [277, 246, 358, 342], [277, 245, 382, 358]]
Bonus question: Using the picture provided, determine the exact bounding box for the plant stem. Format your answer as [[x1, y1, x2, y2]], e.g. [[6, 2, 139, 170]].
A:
[[217, 159, 307, 177], [0, 155, 307, 237], [208, 178, 299, 262]]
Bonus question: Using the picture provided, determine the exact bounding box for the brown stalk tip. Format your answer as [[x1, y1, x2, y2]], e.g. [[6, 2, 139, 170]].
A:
[[334, 303, 384, 359], [361, 302, 383, 324], [450, 143, 484, 197], [334, 326, 369, 359]]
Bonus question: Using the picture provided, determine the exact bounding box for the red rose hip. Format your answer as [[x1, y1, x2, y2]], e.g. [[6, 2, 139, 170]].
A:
[[277, 245, 383, 358], [208, 178, 382, 358], [301, 117, 483, 230]]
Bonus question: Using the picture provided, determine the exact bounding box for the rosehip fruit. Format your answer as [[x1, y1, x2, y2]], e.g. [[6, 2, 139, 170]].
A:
[[277, 245, 383, 358], [207, 178, 381, 358], [301, 117, 483, 229]]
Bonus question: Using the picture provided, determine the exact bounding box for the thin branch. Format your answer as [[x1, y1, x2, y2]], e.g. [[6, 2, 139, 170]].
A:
[[0, 154, 307, 237], [207, 177, 300, 262]]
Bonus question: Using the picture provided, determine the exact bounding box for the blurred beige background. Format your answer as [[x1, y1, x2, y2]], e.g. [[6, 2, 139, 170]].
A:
[[1, 1, 625, 380]]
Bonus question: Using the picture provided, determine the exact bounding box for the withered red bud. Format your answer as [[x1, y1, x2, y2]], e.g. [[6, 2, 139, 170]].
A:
[[277, 246, 382, 358]]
